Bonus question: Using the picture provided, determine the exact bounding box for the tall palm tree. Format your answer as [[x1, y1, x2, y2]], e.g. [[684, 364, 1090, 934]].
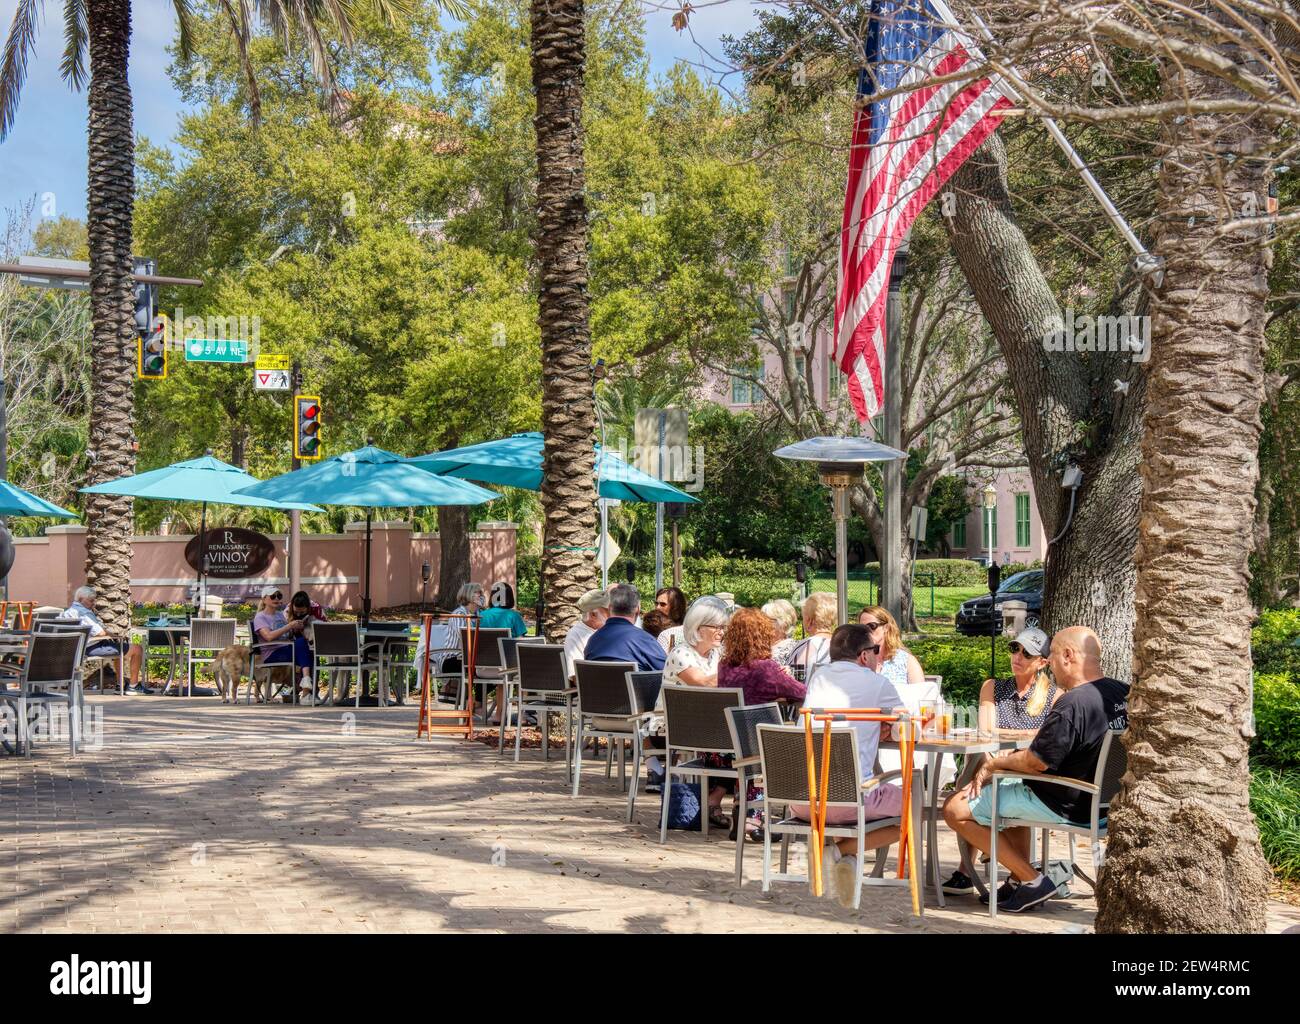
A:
[[530, 0, 599, 641], [1094, 5, 1274, 932], [0, 0, 411, 632]]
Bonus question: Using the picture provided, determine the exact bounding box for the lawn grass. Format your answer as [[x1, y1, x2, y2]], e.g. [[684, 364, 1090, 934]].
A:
[[807, 578, 986, 623]]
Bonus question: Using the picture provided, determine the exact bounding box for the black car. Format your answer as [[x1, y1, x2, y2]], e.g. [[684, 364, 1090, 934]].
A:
[[954, 570, 1044, 636]]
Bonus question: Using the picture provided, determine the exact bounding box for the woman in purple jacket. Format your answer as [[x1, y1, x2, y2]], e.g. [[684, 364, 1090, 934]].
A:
[[718, 607, 807, 705], [717, 608, 806, 840]]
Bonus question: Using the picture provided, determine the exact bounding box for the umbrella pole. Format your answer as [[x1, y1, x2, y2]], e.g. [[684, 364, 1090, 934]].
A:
[[196, 501, 207, 616], [362, 508, 373, 627]]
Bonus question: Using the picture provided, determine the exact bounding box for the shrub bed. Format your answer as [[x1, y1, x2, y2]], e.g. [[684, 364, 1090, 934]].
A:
[[1250, 767, 1300, 882]]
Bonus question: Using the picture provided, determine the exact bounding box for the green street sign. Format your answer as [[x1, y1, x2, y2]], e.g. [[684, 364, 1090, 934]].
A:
[[184, 338, 250, 363]]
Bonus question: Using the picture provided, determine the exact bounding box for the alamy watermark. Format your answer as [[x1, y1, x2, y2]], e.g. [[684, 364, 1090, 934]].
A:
[[1042, 308, 1150, 363], [603, 435, 705, 493]]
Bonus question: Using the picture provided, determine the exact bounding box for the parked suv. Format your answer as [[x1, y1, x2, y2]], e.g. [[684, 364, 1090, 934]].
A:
[[954, 569, 1044, 636]]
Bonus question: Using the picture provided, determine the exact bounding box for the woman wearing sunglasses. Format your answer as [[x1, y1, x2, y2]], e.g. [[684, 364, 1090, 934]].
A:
[[941, 626, 1058, 896], [856, 605, 925, 688]]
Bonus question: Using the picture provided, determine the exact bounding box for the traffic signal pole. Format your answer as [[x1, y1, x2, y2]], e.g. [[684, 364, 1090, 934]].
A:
[[289, 362, 302, 599]]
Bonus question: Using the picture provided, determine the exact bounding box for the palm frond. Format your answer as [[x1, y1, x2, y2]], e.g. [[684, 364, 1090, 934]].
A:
[[0, 0, 43, 140], [171, 0, 196, 64], [59, 0, 87, 90]]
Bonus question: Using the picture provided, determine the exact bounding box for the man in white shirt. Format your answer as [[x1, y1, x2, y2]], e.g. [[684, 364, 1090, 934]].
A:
[[563, 588, 609, 677], [795, 623, 907, 907], [61, 586, 146, 691]]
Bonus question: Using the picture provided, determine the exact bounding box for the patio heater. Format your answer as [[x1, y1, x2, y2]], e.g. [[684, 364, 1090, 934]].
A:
[[773, 438, 906, 627]]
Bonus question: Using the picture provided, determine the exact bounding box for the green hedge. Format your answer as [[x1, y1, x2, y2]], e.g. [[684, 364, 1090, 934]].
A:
[[1253, 673, 1300, 770], [516, 554, 799, 611], [906, 635, 1010, 708], [1250, 768, 1300, 881], [855, 558, 1044, 588], [1252, 608, 1300, 677]]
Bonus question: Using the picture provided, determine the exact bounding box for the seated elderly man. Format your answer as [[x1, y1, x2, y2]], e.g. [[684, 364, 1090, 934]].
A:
[[582, 583, 665, 671], [942, 626, 1129, 913], [563, 587, 610, 677], [60, 586, 146, 692]]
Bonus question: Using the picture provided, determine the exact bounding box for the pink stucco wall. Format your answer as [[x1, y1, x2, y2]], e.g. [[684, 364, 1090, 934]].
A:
[[9, 521, 518, 612]]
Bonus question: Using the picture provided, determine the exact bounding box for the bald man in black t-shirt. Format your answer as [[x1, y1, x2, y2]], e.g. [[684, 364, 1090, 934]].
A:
[[943, 626, 1128, 913]]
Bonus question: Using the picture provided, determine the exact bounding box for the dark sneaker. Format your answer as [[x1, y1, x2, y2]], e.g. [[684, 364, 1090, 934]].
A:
[[998, 875, 1058, 913], [941, 870, 975, 895], [980, 879, 1019, 905], [645, 770, 665, 795]]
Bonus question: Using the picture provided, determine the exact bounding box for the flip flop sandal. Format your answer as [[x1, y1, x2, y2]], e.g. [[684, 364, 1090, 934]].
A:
[[709, 809, 731, 831]]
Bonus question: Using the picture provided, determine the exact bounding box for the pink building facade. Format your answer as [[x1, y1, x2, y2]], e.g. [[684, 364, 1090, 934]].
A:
[[9, 521, 518, 612]]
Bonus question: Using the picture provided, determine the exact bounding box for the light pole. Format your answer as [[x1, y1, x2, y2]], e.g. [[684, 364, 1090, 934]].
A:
[[774, 438, 907, 628], [983, 482, 998, 677]]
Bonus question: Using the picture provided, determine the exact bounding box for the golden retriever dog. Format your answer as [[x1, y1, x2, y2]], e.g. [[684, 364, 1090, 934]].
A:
[[209, 644, 251, 703], [210, 644, 297, 704]]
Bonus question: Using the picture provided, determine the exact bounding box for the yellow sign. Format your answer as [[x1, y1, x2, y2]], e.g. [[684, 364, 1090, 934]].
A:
[[255, 353, 291, 371]]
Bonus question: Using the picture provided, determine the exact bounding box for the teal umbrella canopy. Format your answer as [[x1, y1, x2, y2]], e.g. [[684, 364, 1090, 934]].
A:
[[0, 480, 78, 519], [233, 446, 499, 507], [81, 455, 321, 512], [409, 432, 700, 504]]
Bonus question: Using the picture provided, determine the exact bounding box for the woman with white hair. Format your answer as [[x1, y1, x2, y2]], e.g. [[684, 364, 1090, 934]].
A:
[[657, 595, 733, 828], [763, 598, 800, 666], [662, 596, 729, 688]]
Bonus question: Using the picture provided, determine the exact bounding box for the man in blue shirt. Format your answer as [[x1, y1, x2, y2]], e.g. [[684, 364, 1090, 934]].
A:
[[581, 583, 665, 671]]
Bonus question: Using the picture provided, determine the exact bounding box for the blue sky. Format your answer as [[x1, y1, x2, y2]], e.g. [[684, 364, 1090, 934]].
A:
[[0, 1, 760, 223]]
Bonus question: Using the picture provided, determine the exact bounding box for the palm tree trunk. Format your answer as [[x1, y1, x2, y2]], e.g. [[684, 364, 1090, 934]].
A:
[[1095, 10, 1274, 932], [82, 0, 137, 635], [530, 0, 599, 642]]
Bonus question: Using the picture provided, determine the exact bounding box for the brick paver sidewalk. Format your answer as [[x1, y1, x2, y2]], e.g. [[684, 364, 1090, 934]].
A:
[[4, 696, 1298, 934]]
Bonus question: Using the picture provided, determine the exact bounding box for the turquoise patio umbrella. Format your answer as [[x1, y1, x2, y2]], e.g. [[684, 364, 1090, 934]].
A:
[[233, 445, 500, 623], [408, 431, 700, 504], [0, 480, 78, 519], [81, 454, 322, 608]]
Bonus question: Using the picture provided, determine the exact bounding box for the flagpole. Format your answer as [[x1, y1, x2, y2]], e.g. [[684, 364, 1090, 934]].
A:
[[882, 231, 909, 627], [960, 8, 1162, 281]]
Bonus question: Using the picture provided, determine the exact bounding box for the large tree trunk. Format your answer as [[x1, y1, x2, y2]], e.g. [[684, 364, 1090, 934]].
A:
[[531, 0, 599, 643], [82, 0, 137, 635], [1096, 13, 1273, 932], [944, 135, 1144, 680], [436, 503, 471, 608]]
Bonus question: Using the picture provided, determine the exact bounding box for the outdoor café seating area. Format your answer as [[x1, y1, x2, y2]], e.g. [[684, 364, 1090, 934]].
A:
[[0, 586, 1127, 923]]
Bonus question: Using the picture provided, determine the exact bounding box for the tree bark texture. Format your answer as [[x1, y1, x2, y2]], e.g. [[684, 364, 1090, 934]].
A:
[[531, 0, 599, 642], [1096, 11, 1273, 932], [945, 134, 1146, 680], [83, 0, 137, 635], [436, 503, 471, 608]]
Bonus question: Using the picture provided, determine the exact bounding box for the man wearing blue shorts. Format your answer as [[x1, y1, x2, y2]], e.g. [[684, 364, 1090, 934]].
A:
[[943, 626, 1128, 912]]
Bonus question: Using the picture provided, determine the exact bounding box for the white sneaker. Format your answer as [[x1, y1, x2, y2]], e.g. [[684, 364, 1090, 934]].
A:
[[833, 855, 860, 908]]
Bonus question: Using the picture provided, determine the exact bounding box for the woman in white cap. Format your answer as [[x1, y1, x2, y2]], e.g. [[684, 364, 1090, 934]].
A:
[[251, 585, 311, 701]]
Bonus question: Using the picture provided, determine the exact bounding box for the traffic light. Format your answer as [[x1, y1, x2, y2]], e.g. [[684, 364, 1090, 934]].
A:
[[137, 315, 167, 379], [132, 257, 156, 335], [295, 395, 322, 460]]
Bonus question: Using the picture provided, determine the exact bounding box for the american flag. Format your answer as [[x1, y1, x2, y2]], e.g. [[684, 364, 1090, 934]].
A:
[[833, 0, 1014, 422]]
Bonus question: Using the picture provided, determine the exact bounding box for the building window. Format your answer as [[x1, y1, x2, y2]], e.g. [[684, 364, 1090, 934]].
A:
[[782, 287, 797, 324], [829, 365, 842, 398], [795, 354, 806, 379], [730, 364, 763, 405], [1015, 492, 1031, 547], [782, 247, 799, 278], [952, 518, 966, 549], [983, 503, 998, 550]]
